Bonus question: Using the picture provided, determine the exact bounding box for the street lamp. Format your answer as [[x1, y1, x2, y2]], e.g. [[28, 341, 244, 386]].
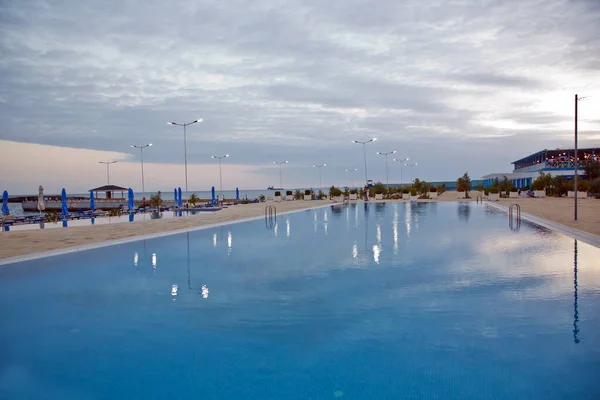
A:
[[352, 138, 377, 184], [376, 150, 396, 191], [212, 154, 229, 203], [574, 94, 587, 221], [345, 168, 357, 188], [131, 143, 152, 193], [273, 161, 288, 189], [393, 158, 409, 185], [405, 163, 418, 184], [167, 119, 203, 194], [98, 161, 117, 185], [313, 164, 326, 193]]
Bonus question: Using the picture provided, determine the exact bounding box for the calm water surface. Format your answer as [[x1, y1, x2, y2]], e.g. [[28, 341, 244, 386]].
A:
[[1, 202, 599, 399]]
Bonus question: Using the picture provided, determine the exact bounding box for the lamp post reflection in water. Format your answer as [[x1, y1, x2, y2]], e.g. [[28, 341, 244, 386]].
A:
[[213, 233, 217, 247], [152, 253, 157, 273], [286, 218, 290, 239], [573, 239, 580, 344], [133, 252, 139, 267], [393, 206, 399, 253], [228, 231, 232, 254]]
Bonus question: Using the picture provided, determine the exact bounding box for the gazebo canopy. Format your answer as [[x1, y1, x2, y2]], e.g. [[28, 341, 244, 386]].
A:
[[91, 185, 129, 191]]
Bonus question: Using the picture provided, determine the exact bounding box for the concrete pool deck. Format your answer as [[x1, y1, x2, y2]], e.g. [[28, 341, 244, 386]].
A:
[[1, 193, 599, 261]]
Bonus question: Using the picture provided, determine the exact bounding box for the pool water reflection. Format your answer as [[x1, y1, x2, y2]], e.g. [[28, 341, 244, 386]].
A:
[[1, 202, 600, 399]]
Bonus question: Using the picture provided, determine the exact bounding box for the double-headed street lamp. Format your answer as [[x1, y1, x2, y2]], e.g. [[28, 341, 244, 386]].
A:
[[313, 164, 326, 193], [376, 150, 396, 190], [212, 154, 229, 203], [405, 163, 418, 184], [99, 161, 117, 185], [352, 138, 377, 185], [345, 168, 357, 188], [167, 119, 203, 194], [393, 157, 409, 185], [131, 143, 152, 192], [273, 161, 288, 189]]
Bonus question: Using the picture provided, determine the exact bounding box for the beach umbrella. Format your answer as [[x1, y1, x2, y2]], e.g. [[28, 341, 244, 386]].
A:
[[236, 187, 240, 201], [61, 188, 69, 217], [178, 187, 183, 207], [174, 188, 178, 208], [89, 190, 95, 211], [211, 186, 216, 206], [2, 190, 9, 216], [37, 185, 45, 214], [128, 188, 135, 212]]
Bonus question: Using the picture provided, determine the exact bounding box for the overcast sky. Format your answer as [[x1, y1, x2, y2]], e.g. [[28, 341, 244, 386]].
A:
[[1, 0, 599, 194]]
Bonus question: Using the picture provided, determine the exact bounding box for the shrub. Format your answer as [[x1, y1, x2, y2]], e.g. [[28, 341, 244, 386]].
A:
[[578, 179, 590, 192], [584, 160, 600, 180], [475, 183, 484, 192], [149, 191, 163, 207], [317, 190, 326, 200], [259, 194, 266, 202], [343, 186, 350, 197], [349, 188, 358, 194], [589, 177, 600, 194], [510, 187, 518, 192], [456, 172, 472, 194], [329, 186, 343, 197], [410, 188, 417, 196], [304, 189, 311, 196], [286, 190, 293, 196], [489, 188, 499, 194], [484, 188, 490, 195], [294, 189, 302, 199], [532, 171, 552, 191], [45, 210, 61, 223], [274, 191, 281, 196], [430, 187, 437, 192], [402, 188, 410, 194], [436, 184, 445, 194]]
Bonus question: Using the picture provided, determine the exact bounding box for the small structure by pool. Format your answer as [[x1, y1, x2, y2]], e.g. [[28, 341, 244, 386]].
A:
[[91, 185, 129, 200]]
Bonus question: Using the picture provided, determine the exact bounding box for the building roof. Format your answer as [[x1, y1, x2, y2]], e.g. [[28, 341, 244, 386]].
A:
[[512, 147, 600, 165], [90, 185, 129, 191]]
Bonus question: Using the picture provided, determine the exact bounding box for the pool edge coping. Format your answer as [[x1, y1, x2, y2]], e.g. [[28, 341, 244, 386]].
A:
[[485, 202, 600, 248], [0, 203, 336, 266]]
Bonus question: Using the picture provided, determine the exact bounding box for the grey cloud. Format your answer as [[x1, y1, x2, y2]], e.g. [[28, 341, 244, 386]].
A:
[[1, 0, 599, 187]]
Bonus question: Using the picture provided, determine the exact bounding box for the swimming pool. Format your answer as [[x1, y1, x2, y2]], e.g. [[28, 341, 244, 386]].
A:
[[1, 202, 599, 399]]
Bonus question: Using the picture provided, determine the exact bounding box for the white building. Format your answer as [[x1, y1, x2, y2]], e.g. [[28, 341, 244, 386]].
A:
[[482, 147, 599, 189]]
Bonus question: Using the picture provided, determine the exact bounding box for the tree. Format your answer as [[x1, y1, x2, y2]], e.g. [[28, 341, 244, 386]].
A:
[[584, 160, 600, 180], [149, 191, 163, 207], [188, 193, 199, 207], [456, 172, 472, 195], [531, 172, 552, 191]]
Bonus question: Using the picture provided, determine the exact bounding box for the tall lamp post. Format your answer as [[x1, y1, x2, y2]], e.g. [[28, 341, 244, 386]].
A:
[[167, 118, 203, 194], [212, 154, 230, 203], [99, 161, 117, 185], [393, 158, 409, 185], [345, 168, 357, 188], [352, 138, 377, 184], [376, 150, 396, 191], [313, 164, 326, 193], [131, 143, 152, 192], [574, 94, 587, 221], [405, 163, 418, 184], [273, 161, 288, 189]]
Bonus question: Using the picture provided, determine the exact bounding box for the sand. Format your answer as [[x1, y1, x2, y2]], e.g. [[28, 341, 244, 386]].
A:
[[1, 193, 598, 261]]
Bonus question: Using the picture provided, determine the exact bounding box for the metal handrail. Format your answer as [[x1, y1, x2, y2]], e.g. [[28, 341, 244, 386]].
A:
[[509, 203, 521, 231]]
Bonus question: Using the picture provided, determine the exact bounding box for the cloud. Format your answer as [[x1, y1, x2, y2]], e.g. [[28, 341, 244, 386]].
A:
[[1, 0, 599, 193]]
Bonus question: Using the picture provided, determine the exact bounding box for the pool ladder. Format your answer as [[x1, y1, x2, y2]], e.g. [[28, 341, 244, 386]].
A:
[[476, 195, 484, 204], [265, 205, 277, 229], [509, 203, 521, 232]]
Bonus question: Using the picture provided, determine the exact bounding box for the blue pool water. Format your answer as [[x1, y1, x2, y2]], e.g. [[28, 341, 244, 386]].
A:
[[1, 202, 599, 399]]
